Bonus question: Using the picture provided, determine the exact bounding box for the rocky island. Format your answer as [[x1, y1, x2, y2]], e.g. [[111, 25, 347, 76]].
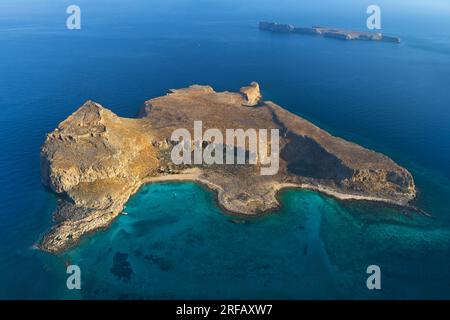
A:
[[39, 83, 416, 253], [259, 21, 401, 43]]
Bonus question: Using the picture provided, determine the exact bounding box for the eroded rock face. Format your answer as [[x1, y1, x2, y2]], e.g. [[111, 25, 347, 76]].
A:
[[39, 84, 416, 253], [240, 81, 262, 106], [40, 101, 158, 252]]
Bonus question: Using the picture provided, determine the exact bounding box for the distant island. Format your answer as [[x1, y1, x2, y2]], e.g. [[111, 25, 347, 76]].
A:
[[39, 83, 415, 253], [259, 21, 401, 43]]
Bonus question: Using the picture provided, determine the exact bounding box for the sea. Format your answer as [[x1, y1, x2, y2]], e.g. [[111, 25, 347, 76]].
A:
[[0, 0, 449, 299]]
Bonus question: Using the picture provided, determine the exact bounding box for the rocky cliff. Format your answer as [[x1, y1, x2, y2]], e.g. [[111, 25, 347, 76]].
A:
[[240, 82, 262, 106]]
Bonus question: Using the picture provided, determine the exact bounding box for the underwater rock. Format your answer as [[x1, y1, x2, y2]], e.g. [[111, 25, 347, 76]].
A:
[[110, 252, 133, 281]]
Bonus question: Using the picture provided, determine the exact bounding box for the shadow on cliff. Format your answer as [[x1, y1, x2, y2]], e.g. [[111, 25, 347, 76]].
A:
[[281, 133, 353, 181]]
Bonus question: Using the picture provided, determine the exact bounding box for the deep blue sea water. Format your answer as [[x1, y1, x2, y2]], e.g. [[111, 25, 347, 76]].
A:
[[0, 0, 449, 299]]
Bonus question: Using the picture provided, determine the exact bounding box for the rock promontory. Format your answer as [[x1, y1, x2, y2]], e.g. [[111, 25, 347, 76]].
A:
[[240, 82, 262, 106], [39, 83, 416, 253]]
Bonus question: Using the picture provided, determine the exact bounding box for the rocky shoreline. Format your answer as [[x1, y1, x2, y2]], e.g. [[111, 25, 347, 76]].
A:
[[39, 83, 416, 253]]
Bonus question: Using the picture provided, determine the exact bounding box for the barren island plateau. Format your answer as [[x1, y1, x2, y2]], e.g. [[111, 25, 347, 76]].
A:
[[39, 83, 417, 253]]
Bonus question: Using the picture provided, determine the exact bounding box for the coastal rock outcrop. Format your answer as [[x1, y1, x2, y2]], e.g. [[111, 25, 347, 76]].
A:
[[240, 81, 262, 106], [40, 101, 158, 252], [39, 83, 416, 253]]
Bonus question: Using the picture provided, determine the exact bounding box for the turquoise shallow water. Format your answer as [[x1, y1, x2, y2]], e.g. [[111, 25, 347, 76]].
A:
[[65, 183, 339, 299], [58, 178, 450, 300], [0, 0, 450, 299]]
